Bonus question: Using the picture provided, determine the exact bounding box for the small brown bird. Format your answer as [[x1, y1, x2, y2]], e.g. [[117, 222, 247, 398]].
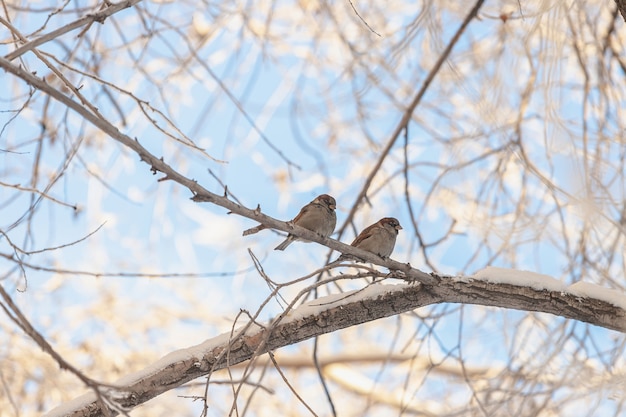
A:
[[337, 217, 402, 261], [242, 194, 337, 251]]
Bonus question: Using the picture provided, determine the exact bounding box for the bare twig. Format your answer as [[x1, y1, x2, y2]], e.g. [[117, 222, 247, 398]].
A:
[[346, 0, 381, 37], [338, 0, 486, 238], [4, 0, 143, 61]]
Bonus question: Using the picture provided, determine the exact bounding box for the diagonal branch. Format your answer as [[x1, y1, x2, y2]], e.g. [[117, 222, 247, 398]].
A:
[[0, 55, 436, 285], [45, 274, 626, 417], [3, 0, 143, 61], [339, 0, 486, 236]]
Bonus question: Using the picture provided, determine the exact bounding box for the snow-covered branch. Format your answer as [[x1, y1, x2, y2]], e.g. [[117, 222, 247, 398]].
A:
[[46, 268, 626, 416]]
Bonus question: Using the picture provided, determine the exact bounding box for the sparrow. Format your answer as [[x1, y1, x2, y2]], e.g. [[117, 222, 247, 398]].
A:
[[242, 194, 337, 251], [336, 217, 402, 261]]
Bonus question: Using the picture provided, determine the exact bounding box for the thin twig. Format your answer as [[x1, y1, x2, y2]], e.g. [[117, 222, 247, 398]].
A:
[[4, 0, 143, 61], [347, 0, 381, 37], [338, 0, 487, 239]]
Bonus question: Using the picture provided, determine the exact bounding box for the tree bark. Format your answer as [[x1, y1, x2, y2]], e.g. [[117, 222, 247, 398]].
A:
[[49, 274, 626, 417]]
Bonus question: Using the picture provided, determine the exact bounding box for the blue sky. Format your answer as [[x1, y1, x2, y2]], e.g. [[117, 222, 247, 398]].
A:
[[2, 1, 625, 415]]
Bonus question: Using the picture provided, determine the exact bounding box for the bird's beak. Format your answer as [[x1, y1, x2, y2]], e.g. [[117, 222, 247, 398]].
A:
[[330, 204, 336, 210], [396, 225, 403, 230]]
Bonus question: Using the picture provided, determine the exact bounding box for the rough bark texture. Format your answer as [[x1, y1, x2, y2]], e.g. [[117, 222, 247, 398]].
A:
[[56, 274, 625, 417]]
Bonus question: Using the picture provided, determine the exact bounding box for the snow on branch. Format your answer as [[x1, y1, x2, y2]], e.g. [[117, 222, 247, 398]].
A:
[[470, 266, 626, 311], [45, 269, 626, 417]]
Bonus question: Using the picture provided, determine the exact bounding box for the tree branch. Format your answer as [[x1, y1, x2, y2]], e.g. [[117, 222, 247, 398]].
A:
[[338, 0, 486, 236], [45, 274, 626, 417], [0, 56, 436, 285], [3, 0, 143, 61]]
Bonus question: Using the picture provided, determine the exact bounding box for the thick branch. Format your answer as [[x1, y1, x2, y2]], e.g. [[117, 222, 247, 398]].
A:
[[47, 275, 626, 417]]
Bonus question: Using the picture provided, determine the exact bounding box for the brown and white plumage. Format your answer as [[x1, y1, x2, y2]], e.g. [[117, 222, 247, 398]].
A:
[[274, 194, 337, 251], [242, 194, 337, 251], [337, 217, 402, 261]]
